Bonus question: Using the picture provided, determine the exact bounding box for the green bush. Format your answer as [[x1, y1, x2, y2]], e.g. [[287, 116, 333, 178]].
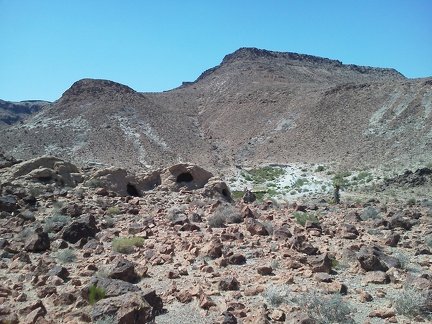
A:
[[88, 285, 106, 305], [293, 211, 319, 226], [244, 166, 285, 183], [231, 190, 245, 200], [112, 237, 145, 254], [315, 165, 325, 172], [107, 207, 121, 215], [85, 178, 102, 188]]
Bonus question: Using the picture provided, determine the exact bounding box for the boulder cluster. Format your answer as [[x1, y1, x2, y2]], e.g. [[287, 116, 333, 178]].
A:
[[0, 156, 431, 323]]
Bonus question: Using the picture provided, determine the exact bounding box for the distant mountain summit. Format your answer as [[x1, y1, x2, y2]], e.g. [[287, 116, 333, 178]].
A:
[[0, 48, 430, 171], [194, 47, 405, 85]]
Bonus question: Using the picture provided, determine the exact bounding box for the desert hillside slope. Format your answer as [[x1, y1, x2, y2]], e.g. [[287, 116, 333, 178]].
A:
[[1, 48, 431, 171], [0, 99, 50, 129]]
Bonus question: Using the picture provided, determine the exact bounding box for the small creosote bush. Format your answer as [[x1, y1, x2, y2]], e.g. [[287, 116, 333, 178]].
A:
[[57, 249, 77, 264], [294, 292, 355, 324], [107, 207, 121, 215], [293, 212, 318, 227], [88, 285, 106, 305], [112, 237, 145, 254], [393, 287, 431, 320]]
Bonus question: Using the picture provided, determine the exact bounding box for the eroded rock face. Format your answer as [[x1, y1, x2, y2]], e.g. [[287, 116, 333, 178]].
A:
[[159, 163, 213, 191], [85, 163, 219, 196]]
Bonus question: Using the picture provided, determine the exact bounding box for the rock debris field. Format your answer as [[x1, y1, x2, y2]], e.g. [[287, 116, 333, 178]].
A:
[[0, 155, 431, 323]]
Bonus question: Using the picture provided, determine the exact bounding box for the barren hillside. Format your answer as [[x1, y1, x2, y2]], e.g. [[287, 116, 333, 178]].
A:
[[0, 48, 431, 172], [0, 100, 50, 129]]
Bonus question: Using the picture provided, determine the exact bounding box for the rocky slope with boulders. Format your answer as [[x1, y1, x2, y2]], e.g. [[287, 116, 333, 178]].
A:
[[0, 155, 431, 323]]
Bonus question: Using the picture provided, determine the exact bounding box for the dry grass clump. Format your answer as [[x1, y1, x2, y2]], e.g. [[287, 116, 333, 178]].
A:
[[393, 287, 432, 320], [57, 249, 77, 264], [112, 237, 144, 254], [207, 204, 242, 228], [294, 292, 355, 324]]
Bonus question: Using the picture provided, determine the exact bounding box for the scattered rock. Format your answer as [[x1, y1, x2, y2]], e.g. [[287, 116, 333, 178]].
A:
[[219, 277, 240, 291], [106, 257, 139, 283]]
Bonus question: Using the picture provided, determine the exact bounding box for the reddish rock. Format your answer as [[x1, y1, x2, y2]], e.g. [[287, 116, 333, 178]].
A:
[[199, 294, 216, 309], [92, 292, 154, 323], [368, 309, 395, 318], [201, 239, 223, 259], [227, 254, 247, 265], [176, 290, 193, 303], [365, 271, 390, 284], [219, 277, 240, 291], [257, 266, 273, 275], [245, 218, 269, 236]]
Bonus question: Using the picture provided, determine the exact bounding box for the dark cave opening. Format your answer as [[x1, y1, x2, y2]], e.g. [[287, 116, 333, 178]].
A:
[[222, 189, 229, 197], [127, 183, 140, 197], [176, 172, 193, 183]]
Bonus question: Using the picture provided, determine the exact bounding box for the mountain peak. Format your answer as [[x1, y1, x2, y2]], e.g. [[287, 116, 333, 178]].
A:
[[60, 79, 136, 102]]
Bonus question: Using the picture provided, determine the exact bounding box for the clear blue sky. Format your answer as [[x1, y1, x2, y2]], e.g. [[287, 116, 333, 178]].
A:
[[1, 0, 431, 102]]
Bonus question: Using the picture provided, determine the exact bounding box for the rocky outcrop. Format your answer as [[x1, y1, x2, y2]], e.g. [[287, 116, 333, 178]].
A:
[[86, 163, 220, 196], [0, 156, 83, 193]]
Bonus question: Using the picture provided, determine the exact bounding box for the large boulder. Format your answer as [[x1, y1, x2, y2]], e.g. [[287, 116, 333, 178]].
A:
[[158, 163, 213, 191], [91, 292, 154, 324], [106, 257, 139, 283], [1, 156, 82, 187], [357, 245, 401, 271], [24, 229, 50, 252], [202, 177, 232, 201], [60, 215, 98, 244]]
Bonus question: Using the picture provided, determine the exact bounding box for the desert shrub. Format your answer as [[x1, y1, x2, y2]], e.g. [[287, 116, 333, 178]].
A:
[[263, 285, 291, 307], [292, 178, 309, 189], [107, 207, 121, 215], [29, 187, 44, 197], [102, 216, 115, 228], [57, 249, 77, 264], [95, 315, 116, 324], [85, 179, 102, 188], [425, 234, 432, 247], [166, 205, 186, 222], [271, 259, 279, 269], [207, 213, 226, 228], [315, 165, 325, 172], [393, 287, 431, 320], [294, 292, 355, 324], [360, 206, 380, 220], [44, 214, 71, 233], [246, 166, 285, 183], [293, 211, 319, 226], [17, 227, 34, 239], [88, 285, 106, 305], [407, 198, 416, 206], [230, 190, 244, 200], [112, 237, 144, 254]]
